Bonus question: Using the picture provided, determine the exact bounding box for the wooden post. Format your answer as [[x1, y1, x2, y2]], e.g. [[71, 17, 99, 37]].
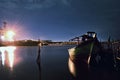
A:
[[36, 42, 42, 80]]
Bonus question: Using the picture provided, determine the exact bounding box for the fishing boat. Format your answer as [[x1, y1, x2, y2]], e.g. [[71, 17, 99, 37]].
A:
[[68, 32, 102, 63]]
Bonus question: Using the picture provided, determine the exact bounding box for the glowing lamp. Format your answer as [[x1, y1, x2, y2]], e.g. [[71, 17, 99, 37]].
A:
[[6, 31, 15, 41]]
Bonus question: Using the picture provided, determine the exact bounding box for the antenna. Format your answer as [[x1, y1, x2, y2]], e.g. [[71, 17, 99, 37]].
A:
[[3, 21, 7, 29]]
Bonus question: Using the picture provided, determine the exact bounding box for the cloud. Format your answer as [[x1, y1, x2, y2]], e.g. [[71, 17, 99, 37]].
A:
[[0, 0, 72, 10], [61, 0, 72, 6]]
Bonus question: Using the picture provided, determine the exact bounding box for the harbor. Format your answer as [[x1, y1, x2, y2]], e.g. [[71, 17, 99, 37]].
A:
[[0, 44, 120, 80], [0, 22, 120, 80], [0, 0, 120, 80]]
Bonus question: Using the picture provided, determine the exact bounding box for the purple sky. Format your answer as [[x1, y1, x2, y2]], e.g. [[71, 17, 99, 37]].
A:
[[0, 0, 120, 41]]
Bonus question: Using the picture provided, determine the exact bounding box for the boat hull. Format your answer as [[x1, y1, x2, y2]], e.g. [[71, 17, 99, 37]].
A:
[[68, 42, 94, 63]]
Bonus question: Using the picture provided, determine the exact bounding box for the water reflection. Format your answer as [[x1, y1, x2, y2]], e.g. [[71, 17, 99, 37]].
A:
[[36, 45, 41, 80], [0, 47, 6, 66], [68, 58, 89, 80], [68, 57, 119, 80], [0, 46, 16, 69]]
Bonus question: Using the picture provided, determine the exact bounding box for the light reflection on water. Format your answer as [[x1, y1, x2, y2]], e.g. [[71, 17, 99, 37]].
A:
[[0, 46, 16, 70], [0, 45, 119, 80], [0, 45, 72, 80]]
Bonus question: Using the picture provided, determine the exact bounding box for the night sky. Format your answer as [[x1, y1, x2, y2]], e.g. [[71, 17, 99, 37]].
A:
[[0, 0, 120, 41]]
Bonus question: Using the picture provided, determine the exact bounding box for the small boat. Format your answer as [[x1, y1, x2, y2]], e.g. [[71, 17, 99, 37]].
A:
[[68, 32, 102, 63]]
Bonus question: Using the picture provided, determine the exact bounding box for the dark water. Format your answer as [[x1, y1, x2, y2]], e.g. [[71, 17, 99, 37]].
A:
[[0, 45, 73, 80], [0, 45, 120, 80]]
